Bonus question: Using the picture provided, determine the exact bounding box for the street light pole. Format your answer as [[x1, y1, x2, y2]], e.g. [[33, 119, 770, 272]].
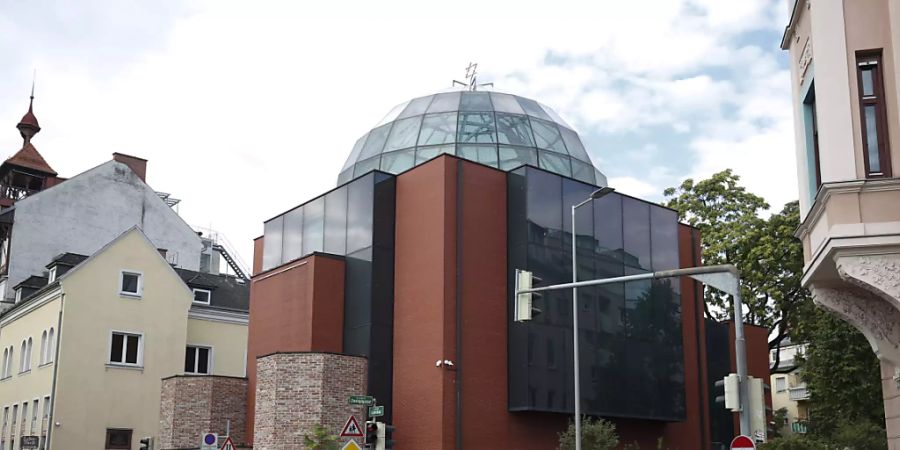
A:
[[571, 187, 614, 450]]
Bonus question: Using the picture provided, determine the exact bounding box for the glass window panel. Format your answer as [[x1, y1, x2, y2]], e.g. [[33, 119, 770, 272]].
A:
[[418, 112, 458, 146], [110, 333, 124, 362], [559, 126, 590, 162], [375, 101, 408, 126], [499, 146, 537, 170], [384, 116, 422, 151], [622, 198, 651, 270], [337, 168, 353, 185], [343, 133, 369, 170], [184, 347, 195, 372], [197, 348, 209, 374], [532, 119, 568, 154], [862, 68, 875, 97], [650, 207, 678, 271], [359, 123, 393, 160], [538, 151, 572, 177], [571, 159, 595, 184], [427, 92, 461, 113], [262, 216, 283, 271], [324, 186, 348, 255], [416, 145, 455, 164], [353, 155, 381, 177], [121, 273, 139, 293], [282, 206, 303, 263], [125, 335, 139, 364], [458, 112, 496, 143], [302, 197, 324, 255], [526, 168, 563, 244], [496, 113, 535, 146], [398, 96, 433, 119], [517, 96, 552, 120], [457, 145, 499, 168], [459, 91, 492, 111], [539, 102, 573, 129], [347, 175, 374, 253], [865, 105, 881, 173], [380, 149, 416, 174], [491, 92, 525, 114]]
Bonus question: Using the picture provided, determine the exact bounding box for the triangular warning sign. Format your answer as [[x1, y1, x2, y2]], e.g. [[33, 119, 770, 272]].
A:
[[219, 436, 236, 450], [340, 415, 364, 437]]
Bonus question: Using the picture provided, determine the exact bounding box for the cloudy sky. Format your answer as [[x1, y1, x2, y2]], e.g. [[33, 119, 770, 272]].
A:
[[0, 0, 795, 265]]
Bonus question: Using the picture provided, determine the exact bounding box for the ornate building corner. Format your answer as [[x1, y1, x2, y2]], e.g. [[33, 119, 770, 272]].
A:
[[811, 286, 900, 365], [835, 254, 900, 310]]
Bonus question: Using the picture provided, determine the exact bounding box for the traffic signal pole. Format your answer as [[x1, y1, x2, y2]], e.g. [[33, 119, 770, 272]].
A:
[[515, 263, 750, 436]]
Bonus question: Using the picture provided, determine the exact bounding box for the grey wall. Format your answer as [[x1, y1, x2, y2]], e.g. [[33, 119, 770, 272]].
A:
[[5, 160, 201, 300]]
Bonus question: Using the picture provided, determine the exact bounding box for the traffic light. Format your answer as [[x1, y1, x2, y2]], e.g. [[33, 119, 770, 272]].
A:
[[714, 373, 740, 412], [365, 420, 378, 448], [376, 422, 395, 450], [139, 436, 152, 450], [748, 376, 768, 443], [514, 269, 542, 322]]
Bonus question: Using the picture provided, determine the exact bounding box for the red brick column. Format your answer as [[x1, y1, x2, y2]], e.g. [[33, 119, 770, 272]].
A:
[[159, 375, 248, 449], [254, 352, 367, 450]]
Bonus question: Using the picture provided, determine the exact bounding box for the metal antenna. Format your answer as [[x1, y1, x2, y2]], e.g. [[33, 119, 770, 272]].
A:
[[31, 69, 36, 100], [452, 62, 494, 91]]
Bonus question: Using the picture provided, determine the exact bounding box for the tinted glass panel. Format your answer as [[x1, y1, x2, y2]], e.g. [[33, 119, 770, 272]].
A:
[[622, 198, 651, 270], [376, 102, 407, 127], [121, 274, 139, 293], [532, 119, 568, 154], [571, 159, 595, 184], [343, 133, 369, 170], [337, 168, 353, 185], [418, 113, 457, 146], [353, 155, 381, 177], [282, 206, 303, 263], [197, 348, 209, 374], [491, 92, 525, 114], [359, 123, 392, 159], [184, 347, 195, 372], [499, 146, 537, 170], [398, 96, 433, 119], [380, 149, 416, 174], [538, 151, 572, 177], [302, 197, 325, 255], [347, 175, 374, 253], [526, 168, 562, 246], [125, 335, 139, 364], [324, 186, 348, 254], [539, 101, 572, 128], [262, 216, 283, 270], [384, 117, 422, 151], [650, 207, 678, 271], [862, 68, 875, 97], [517, 96, 552, 120], [594, 194, 623, 258], [496, 113, 535, 146], [865, 105, 881, 172], [416, 145, 455, 164], [559, 126, 591, 162], [427, 92, 460, 113], [110, 333, 124, 362], [457, 145, 499, 168], [458, 112, 496, 143], [459, 91, 492, 111]]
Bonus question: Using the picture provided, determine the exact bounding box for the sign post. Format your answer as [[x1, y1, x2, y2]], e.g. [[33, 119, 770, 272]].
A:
[[348, 395, 375, 406], [368, 405, 384, 418], [340, 416, 364, 438], [200, 433, 218, 450], [219, 436, 236, 450], [730, 435, 756, 450]]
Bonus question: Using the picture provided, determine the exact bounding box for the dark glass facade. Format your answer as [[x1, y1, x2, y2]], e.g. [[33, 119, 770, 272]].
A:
[[508, 166, 685, 421], [706, 319, 735, 449]]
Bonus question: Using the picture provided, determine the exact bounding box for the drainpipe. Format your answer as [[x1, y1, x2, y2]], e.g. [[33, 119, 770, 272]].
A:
[[46, 292, 64, 450]]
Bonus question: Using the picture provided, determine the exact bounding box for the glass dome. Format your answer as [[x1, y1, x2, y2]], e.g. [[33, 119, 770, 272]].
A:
[[338, 91, 607, 186]]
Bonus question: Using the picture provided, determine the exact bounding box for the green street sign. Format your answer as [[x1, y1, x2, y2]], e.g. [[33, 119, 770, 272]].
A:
[[349, 395, 375, 406], [368, 405, 384, 417]]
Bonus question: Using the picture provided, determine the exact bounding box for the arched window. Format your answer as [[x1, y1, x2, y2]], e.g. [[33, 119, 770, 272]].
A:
[[40, 331, 48, 365], [47, 328, 55, 363], [25, 337, 32, 371], [20, 340, 27, 373], [2, 347, 7, 377]]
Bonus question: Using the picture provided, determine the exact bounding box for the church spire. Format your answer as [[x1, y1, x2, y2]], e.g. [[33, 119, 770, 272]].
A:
[[17, 80, 40, 145]]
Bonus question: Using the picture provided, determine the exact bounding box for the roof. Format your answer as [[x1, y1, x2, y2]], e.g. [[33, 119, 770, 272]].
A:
[[18, 101, 40, 130], [3, 142, 57, 175], [46, 252, 88, 269], [175, 268, 249, 312], [13, 275, 48, 290]]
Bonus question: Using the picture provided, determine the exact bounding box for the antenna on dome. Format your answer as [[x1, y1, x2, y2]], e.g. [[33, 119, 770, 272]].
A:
[[452, 62, 494, 91], [31, 68, 36, 100]]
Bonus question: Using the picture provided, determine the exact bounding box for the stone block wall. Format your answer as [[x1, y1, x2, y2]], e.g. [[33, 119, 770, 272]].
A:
[[254, 352, 368, 450], [159, 375, 248, 449]]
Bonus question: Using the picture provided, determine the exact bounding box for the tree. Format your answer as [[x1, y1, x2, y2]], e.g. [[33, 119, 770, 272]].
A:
[[558, 417, 619, 450], [663, 170, 810, 368], [303, 424, 341, 450]]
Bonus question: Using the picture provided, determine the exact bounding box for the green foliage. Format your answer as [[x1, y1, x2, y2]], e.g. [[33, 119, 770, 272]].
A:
[[758, 433, 822, 450], [303, 424, 340, 450], [770, 407, 789, 439], [761, 420, 886, 450], [558, 417, 619, 450]]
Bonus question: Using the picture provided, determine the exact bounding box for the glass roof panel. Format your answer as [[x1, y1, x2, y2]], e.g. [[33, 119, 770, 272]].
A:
[[337, 168, 353, 185], [359, 123, 393, 160], [384, 116, 422, 152], [458, 112, 496, 144], [538, 101, 573, 129], [416, 145, 455, 164], [496, 113, 535, 147], [516, 96, 552, 121], [459, 92, 493, 111], [571, 159, 596, 184], [538, 151, 572, 177], [398, 96, 434, 119], [353, 155, 382, 177], [418, 112, 457, 146], [427, 92, 461, 113], [380, 149, 416, 174], [376, 101, 408, 127], [343, 133, 369, 170], [491, 92, 525, 114], [531, 119, 568, 154], [458, 144, 499, 168], [499, 145, 537, 170], [559, 126, 591, 162]]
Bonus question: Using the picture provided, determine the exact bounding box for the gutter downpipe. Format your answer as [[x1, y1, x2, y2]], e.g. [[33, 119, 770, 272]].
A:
[[46, 293, 64, 450]]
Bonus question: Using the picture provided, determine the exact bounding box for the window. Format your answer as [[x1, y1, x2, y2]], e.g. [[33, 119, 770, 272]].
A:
[[47, 266, 56, 283], [108, 332, 142, 366], [105, 428, 132, 449], [39, 331, 47, 365], [776, 376, 787, 392], [30, 399, 36, 433], [46, 329, 54, 363], [119, 271, 142, 297], [192, 289, 211, 305], [20, 402, 27, 433], [1, 347, 8, 378], [857, 50, 893, 178], [19, 339, 31, 373], [1, 405, 7, 439], [42, 397, 50, 419], [184, 346, 211, 374], [10, 404, 16, 430], [14, 289, 20, 304]]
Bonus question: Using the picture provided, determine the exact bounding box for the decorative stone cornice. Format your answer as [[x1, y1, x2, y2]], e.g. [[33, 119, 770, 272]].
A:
[[796, 178, 900, 239], [812, 286, 900, 365], [837, 254, 900, 310]]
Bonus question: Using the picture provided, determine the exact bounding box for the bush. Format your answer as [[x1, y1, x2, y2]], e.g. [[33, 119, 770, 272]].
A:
[[303, 424, 340, 450], [760, 420, 887, 450], [558, 417, 619, 450]]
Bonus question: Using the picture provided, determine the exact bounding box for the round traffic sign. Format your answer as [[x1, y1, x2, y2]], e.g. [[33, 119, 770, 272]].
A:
[[203, 433, 217, 445], [730, 435, 756, 450]]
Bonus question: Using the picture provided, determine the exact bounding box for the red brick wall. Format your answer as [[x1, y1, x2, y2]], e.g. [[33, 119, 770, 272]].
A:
[[159, 375, 248, 449]]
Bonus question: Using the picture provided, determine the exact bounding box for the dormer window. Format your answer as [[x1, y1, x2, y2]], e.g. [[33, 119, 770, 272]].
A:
[[192, 288, 211, 305], [14, 288, 21, 304], [119, 271, 142, 298], [48, 266, 57, 283]]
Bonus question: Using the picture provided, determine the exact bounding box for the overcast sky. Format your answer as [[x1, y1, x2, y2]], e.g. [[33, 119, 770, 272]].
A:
[[0, 0, 795, 265]]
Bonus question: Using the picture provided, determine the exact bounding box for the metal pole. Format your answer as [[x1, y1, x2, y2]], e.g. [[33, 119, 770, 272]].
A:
[[571, 204, 582, 450], [732, 288, 751, 436]]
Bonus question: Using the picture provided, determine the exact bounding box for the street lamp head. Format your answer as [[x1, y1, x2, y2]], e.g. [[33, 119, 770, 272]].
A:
[[590, 186, 615, 199]]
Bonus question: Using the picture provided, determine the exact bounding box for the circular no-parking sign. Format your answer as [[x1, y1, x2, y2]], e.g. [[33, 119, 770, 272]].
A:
[[730, 435, 756, 450]]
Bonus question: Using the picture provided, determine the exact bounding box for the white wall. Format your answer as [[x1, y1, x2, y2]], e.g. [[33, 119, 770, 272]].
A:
[[5, 161, 201, 300]]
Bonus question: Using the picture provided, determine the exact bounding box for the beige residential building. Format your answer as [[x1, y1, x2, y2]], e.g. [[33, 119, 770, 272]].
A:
[[0, 228, 248, 449], [769, 340, 810, 436], [782, 0, 900, 445]]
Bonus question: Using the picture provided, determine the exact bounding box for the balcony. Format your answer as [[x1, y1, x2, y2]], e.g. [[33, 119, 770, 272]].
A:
[[789, 386, 810, 401]]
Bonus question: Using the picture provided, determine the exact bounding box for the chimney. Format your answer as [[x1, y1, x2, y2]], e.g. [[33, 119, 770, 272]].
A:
[[112, 153, 147, 182]]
